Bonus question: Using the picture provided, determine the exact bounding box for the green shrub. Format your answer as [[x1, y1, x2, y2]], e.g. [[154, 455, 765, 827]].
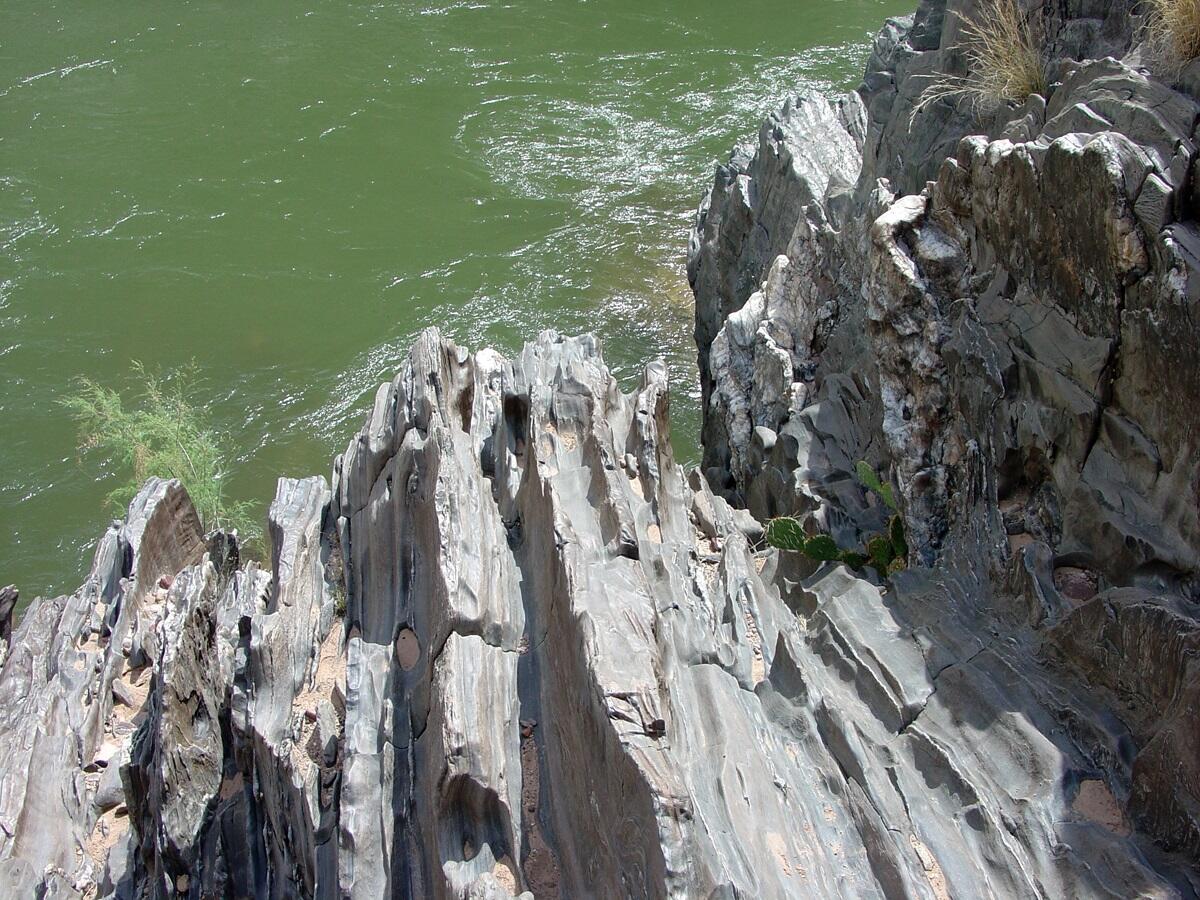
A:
[[802, 534, 843, 562], [63, 362, 259, 541], [889, 514, 908, 559], [867, 535, 894, 570], [913, 0, 1046, 119], [841, 552, 869, 571], [766, 515, 907, 576]]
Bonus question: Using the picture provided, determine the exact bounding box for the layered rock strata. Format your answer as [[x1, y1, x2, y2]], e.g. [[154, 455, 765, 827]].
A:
[[0, 325, 1195, 897], [0, 0, 1198, 897], [689, 0, 1200, 888]]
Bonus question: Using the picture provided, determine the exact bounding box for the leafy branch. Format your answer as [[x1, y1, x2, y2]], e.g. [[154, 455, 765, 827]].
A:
[[62, 362, 260, 543]]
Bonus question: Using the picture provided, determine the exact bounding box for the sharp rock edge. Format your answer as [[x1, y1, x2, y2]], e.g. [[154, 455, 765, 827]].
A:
[[2, 1, 1200, 897]]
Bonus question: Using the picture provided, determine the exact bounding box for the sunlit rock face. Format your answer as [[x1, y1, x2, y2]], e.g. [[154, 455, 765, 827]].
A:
[[689, 0, 1200, 888], [1, 325, 1196, 899], [2, 0, 1200, 897]]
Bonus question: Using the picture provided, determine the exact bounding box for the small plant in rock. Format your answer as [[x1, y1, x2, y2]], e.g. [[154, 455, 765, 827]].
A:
[[63, 362, 259, 542], [1144, 0, 1200, 73], [912, 0, 1046, 121], [856, 460, 899, 512], [764, 462, 908, 577]]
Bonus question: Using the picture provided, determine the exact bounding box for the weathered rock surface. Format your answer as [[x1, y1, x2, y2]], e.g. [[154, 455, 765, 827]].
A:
[[0, 1, 1198, 897], [688, 0, 1200, 891], [0, 586, 18, 668], [1, 325, 1196, 897]]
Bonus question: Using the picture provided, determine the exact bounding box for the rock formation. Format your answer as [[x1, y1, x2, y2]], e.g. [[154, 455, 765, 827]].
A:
[[2, 0, 1199, 897]]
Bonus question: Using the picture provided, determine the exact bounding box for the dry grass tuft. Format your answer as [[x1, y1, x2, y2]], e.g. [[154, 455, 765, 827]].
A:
[[912, 0, 1046, 123], [1144, 0, 1200, 73]]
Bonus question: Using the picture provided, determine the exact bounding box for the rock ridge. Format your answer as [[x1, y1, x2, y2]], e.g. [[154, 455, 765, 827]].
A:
[[0, 1, 1198, 897]]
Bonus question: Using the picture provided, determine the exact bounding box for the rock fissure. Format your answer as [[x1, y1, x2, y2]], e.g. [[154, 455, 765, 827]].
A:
[[900, 642, 992, 737]]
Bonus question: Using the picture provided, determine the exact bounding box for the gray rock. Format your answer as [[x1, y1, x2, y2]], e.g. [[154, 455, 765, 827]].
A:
[[687, 0, 1200, 889], [0, 1, 1197, 897], [0, 586, 16, 667], [92, 758, 126, 815], [1, 323, 1194, 897]]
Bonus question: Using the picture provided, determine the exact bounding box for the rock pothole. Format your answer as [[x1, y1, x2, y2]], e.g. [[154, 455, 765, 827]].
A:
[[395, 627, 421, 671]]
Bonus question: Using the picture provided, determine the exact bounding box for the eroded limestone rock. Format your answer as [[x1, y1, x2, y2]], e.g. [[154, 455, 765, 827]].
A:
[[1, 324, 1196, 897], [0, 0, 1198, 896]]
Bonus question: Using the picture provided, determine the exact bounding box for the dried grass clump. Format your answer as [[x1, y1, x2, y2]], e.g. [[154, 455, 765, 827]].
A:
[[913, 0, 1046, 122], [1143, 0, 1200, 73]]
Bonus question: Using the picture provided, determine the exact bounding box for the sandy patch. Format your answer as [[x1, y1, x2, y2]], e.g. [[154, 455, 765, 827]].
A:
[[1073, 779, 1129, 835], [105, 660, 152, 742], [492, 855, 519, 893], [293, 623, 346, 719], [85, 806, 129, 867], [519, 725, 560, 897], [909, 834, 950, 900], [542, 422, 577, 453], [290, 623, 346, 774], [693, 531, 721, 591]]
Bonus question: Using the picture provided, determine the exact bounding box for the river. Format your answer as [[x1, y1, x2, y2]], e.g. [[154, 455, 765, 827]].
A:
[[1, 0, 911, 600]]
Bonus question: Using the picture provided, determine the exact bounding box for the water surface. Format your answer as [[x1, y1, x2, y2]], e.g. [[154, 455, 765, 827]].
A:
[[1, 0, 911, 599]]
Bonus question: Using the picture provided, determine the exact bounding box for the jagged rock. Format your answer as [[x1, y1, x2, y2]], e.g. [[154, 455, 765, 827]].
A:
[[93, 750, 127, 815], [125, 562, 230, 895], [1, 322, 1195, 896], [0, 478, 205, 892], [689, 0, 1200, 891], [0, 586, 17, 667], [0, 1, 1198, 897]]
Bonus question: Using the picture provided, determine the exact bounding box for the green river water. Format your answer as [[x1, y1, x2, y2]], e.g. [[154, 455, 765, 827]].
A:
[[1, 0, 911, 602]]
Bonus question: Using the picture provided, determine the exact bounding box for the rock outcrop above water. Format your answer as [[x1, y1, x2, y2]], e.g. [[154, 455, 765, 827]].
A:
[[690, 0, 1200, 888], [2, 0, 1200, 897]]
